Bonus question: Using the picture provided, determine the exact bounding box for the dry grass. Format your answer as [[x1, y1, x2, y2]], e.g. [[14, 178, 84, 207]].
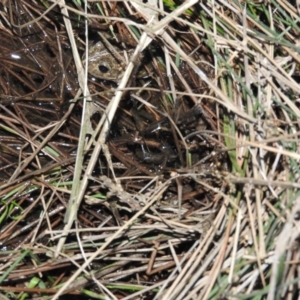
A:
[[0, 0, 300, 299]]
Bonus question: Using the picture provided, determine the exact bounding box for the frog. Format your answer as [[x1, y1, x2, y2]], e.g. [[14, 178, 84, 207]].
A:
[[84, 40, 178, 166], [84, 41, 148, 81], [83, 41, 126, 81]]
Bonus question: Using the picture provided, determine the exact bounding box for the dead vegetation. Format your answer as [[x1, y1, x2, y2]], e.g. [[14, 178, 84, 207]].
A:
[[0, 0, 300, 299]]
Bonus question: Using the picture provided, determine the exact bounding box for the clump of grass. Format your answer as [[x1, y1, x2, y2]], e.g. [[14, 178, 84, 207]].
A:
[[0, 0, 299, 299]]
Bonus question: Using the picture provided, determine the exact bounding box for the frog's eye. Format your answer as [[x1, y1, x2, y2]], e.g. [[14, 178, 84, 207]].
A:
[[99, 65, 110, 73]]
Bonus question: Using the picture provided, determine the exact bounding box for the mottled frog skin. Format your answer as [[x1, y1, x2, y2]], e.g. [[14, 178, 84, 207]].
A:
[[84, 41, 152, 81], [84, 41, 134, 81]]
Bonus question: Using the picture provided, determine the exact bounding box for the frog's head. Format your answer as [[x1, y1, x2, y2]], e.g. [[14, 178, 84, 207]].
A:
[[84, 41, 125, 81]]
